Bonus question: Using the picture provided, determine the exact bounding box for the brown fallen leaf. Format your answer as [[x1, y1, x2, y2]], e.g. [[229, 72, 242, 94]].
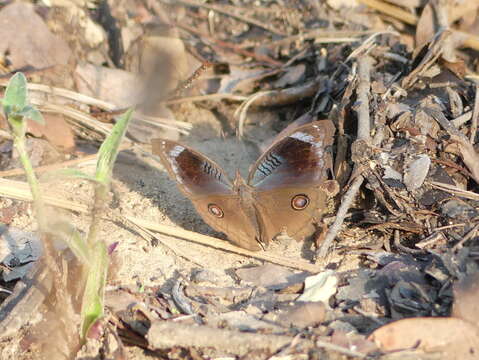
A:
[[235, 263, 309, 290], [451, 135, 479, 184], [0, 2, 71, 69], [270, 301, 327, 328], [452, 272, 479, 327], [368, 317, 479, 359], [27, 114, 75, 152]]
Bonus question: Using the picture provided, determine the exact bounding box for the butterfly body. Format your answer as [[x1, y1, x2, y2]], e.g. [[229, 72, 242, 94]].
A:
[[152, 120, 337, 251]]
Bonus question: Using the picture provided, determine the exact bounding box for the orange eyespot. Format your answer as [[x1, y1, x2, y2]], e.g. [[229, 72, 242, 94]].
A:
[[208, 203, 224, 218], [291, 194, 310, 210]]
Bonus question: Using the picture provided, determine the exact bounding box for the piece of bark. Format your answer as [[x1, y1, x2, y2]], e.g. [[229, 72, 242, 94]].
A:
[[147, 320, 312, 355]]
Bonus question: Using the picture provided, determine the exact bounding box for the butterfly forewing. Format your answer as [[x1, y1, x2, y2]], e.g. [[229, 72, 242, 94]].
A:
[[248, 120, 335, 190], [152, 139, 233, 197]]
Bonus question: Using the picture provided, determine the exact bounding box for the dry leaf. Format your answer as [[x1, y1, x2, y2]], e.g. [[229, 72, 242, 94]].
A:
[[452, 272, 479, 326], [451, 135, 479, 184], [0, 2, 71, 69], [297, 270, 338, 303], [369, 317, 479, 359], [27, 114, 75, 151], [236, 263, 309, 290]]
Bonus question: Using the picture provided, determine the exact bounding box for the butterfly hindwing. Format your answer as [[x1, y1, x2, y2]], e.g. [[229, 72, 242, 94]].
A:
[[248, 120, 335, 242]]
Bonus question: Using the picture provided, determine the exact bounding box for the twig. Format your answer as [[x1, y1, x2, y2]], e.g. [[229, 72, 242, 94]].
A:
[[316, 340, 367, 358], [425, 107, 479, 184], [356, 60, 372, 140], [171, 279, 195, 315], [451, 110, 472, 128], [166, 0, 287, 36], [235, 91, 269, 137], [0, 81, 192, 133], [147, 321, 312, 354], [126, 217, 322, 273], [175, 22, 283, 67], [316, 56, 373, 259], [0, 178, 89, 213], [357, 0, 417, 25], [165, 93, 247, 105], [452, 223, 479, 251], [424, 107, 466, 139], [0, 144, 132, 178], [427, 181, 479, 201], [470, 84, 479, 144], [0, 178, 321, 272], [316, 176, 363, 259], [119, 214, 207, 268], [393, 229, 423, 254], [262, 29, 379, 50], [246, 79, 322, 107]]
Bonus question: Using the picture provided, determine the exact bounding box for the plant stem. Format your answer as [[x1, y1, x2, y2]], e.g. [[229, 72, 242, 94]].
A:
[[13, 135, 47, 231], [86, 184, 108, 246]]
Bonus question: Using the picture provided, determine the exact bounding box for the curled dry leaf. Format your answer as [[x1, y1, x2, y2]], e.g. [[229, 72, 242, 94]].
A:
[[368, 317, 479, 359], [451, 135, 479, 184]]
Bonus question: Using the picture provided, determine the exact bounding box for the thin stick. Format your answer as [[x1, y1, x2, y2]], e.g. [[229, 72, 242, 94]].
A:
[[147, 321, 311, 354], [470, 84, 479, 144], [0, 144, 132, 178], [262, 29, 379, 49], [452, 223, 479, 251], [0, 82, 192, 132], [357, 0, 417, 25], [126, 217, 322, 273], [0, 178, 321, 272], [317, 176, 364, 259], [356, 58, 372, 140], [316, 340, 367, 358], [0, 178, 89, 213], [316, 56, 373, 259], [165, 93, 247, 105], [428, 181, 479, 201], [175, 22, 283, 67], [169, 0, 287, 36]]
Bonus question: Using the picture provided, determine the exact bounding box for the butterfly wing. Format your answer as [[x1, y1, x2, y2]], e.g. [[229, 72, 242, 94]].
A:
[[152, 139, 261, 250], [247, 120, 335, 243]]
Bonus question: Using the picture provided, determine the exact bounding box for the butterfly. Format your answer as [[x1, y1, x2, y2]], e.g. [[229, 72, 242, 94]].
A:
[[152, 120, 337, 251]]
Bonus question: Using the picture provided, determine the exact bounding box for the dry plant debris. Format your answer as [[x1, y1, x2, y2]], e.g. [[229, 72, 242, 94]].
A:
[[0, 0, 479, 359]]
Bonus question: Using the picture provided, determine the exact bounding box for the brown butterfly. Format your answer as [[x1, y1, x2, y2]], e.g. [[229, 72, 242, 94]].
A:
[[152, 120, 337, 251]]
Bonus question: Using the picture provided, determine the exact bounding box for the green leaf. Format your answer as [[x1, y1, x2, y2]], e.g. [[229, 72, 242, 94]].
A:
[[18, 105, 45, 125], [3, 73, 27, 117], [81, 240, 108, 338], [95, 108, 134, 185], [52, 221, 90, 266], [41, 168, 98, 183], [8, 115, 26, 138]]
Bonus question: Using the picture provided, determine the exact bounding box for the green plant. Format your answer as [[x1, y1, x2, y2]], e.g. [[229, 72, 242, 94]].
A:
[[3, 73, 46, 228], [2, 72, 134, 340]]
